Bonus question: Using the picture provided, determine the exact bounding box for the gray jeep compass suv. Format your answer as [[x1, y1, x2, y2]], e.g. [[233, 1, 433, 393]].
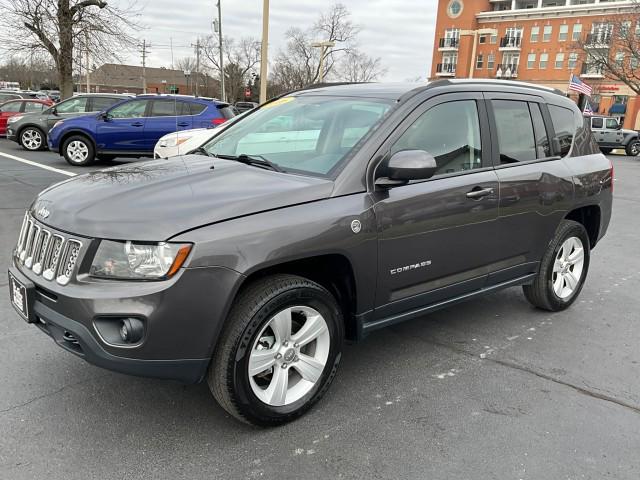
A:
[[8, 80, 613, 426]]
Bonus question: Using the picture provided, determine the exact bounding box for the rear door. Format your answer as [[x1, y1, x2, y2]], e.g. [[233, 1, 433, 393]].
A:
[[96, 99, 150, 151], [485, 93, 574, 284], [0, 101, 23, 133], [590, 117, 606, 145], [372, 92, 501, 319], [143, 100, 193, 150]]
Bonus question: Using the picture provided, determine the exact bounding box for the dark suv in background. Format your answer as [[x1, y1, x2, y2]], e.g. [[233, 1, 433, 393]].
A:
[[9, 80, 612, 426], [6, 93, 131, 151]]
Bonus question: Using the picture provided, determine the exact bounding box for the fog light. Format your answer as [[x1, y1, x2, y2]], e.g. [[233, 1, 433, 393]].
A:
[[119, 318, 144, 343]]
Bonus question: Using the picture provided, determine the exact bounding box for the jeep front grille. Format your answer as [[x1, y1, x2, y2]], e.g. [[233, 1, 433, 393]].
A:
[[15, 214, 83, 286]]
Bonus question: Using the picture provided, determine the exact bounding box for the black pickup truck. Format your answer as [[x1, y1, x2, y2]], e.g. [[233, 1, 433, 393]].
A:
[[9, 80, 613, 426]]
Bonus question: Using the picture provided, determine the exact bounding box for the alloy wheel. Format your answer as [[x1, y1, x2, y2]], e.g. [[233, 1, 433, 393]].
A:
[[552, 236, 585, 299], [248, 306, 330, 406], [67, 140, 89, 164], [21, 129, 43, 150]]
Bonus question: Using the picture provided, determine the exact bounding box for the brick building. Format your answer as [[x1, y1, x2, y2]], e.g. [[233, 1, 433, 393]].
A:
[[430, 0, 640, 129]]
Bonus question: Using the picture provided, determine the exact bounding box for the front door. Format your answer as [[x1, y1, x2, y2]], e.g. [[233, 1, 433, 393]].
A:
[[602, 117, 624, 147], [371, 93, 500, 320], [96, 99, 150, 152]]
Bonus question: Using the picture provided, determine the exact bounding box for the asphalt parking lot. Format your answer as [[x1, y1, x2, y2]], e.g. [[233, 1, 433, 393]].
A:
[[1, 138, 639, 480]]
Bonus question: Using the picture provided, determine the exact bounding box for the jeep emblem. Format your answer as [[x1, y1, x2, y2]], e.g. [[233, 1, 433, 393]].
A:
[[35, 205, 50, 220], [350, 219, 362, 234]]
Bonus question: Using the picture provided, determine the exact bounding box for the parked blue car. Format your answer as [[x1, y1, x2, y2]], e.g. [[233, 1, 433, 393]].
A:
[[48, 95, 235, 166]]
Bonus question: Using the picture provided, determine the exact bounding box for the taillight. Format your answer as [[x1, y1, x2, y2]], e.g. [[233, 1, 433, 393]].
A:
[[211, 117, 226, 126]]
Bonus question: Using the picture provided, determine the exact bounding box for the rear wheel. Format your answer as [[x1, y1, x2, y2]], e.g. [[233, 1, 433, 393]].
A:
[[625, 140, 640, 156], [209, 274, 344, 426], [62, 135, 95, 166], [19, 127, 46, 151], [523, 220, 590, 311]]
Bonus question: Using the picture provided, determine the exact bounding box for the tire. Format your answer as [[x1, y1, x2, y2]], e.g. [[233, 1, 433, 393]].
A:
[[19, 127, 46, 151], [209, 274, 344, 426], [625, 139, 640, 156], [62, 135, 95, 166], [600, 147, 612, 155], [523, 220, 590, 312]]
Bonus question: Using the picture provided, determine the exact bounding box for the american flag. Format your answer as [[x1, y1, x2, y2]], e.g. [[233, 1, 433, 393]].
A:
[[583, 103, 594, 116], [569, 74, 593, 96]]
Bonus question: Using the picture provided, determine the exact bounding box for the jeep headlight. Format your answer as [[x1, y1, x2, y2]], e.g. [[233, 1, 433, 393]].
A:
[[90, 240, 192, 279]]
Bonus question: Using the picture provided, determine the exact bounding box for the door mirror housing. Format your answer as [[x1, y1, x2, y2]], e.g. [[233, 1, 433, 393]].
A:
[[100, 111, 112, 122], [616, 122, 623, 130], [376, 150, 438, 187]]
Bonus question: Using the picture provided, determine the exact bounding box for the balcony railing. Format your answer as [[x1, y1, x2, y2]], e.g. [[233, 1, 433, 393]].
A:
[[436, 63, 456, 76], [581, 63, 604, 77], [499, 36, 522, 49], [584, 33, 611, 48], [439, 37, 459, 49], [495, 64, 518, 78]]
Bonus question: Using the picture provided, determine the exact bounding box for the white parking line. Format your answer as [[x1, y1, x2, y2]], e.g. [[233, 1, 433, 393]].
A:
[[0, 151, 77, 177]]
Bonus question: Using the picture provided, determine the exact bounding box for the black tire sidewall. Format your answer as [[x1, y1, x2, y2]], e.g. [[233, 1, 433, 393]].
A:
[[626, 140, 640, 156], [230, 285, 343, 425], [63, 135, 95, 166], [20, 127, 45, 151], [544, 223, 590, 310]]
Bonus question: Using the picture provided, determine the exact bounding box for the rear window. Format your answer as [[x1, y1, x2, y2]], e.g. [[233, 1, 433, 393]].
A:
[[591, 117, 603, 129], [548, 105, 576, 156], [491, 100, 537, 163], [218, 105, 236, 119]]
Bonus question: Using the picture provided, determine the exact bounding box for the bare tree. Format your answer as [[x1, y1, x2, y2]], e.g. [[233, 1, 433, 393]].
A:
[[203, 36, 261, 102], [336, 51, 387, 82], [271, 3, 360, 90], [0, 54, 57, 89], [0, 0, 141, 99], [571, 7, 640, 95], [176, 57, 197, 73]]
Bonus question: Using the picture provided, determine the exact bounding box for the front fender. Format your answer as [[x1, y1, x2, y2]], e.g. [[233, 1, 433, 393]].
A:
[[171, 194, 378, 314]]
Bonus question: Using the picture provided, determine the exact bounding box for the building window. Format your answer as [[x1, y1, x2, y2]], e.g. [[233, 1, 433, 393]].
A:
[[631, 57, 639, 70], [621, 21, 631, 39], [447, 0, 463, 18], [559, 25, 568, 41], [487, 53, 495, 69], [543, 25, 552, 42], [615, 51, 625, 67], [555, 53, 565, 69], [527, 53, 536, 69], [635, 23, 640, 38], [540, 53, 548, 69], [568, 53, 578, 69], [490, 33, 497, 44], [476, 54, 484, 69], [479, 35, 487, 44], [530, 26, 539, 42], [572, 24, 583, 41]]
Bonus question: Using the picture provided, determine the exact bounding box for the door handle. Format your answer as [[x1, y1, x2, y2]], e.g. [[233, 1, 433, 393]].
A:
[[466, 187, 494, 200], [177, 122, 190, 127], [131, 122, 143, 127]]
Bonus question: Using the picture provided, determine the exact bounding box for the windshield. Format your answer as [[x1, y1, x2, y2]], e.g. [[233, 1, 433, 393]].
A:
[[202, 95, 392, 177]]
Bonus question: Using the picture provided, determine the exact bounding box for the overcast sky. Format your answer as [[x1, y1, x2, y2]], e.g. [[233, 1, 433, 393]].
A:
[[117, 0, 438, 81]]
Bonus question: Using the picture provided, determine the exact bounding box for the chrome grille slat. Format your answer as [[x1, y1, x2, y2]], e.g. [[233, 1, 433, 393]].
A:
[[14, 213, 84, 286]]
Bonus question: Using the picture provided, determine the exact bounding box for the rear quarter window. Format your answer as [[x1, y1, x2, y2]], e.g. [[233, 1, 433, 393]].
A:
[[548, 104, 577, 157], [190, 103, 207, 115]]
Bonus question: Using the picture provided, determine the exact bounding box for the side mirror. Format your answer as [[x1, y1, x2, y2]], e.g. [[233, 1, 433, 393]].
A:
[[616, 122, 623, 130], [376, 150, 438, 187], [100, 112, 112, 122], [551, 137, 562, 154], [51, 107, 58, 115]]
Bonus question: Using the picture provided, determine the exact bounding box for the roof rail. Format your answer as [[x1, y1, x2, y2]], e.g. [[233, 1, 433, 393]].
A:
[[428, 78, 566, 96]]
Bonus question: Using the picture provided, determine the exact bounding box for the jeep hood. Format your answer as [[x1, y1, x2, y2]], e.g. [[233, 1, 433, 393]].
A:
[[32, 156, 334, 240]]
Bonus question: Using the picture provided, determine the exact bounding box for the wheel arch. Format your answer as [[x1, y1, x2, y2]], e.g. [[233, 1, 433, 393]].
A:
[[230, 254, 359, 342], [16, 123, 46, 142], [59, 129, 97, 153], [565, 205, 601, 249]]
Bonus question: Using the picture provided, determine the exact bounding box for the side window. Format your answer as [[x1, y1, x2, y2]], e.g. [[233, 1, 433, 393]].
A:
[[55, 97, 88, 113], [24, 102, 45, 113], [591, 117, 603, 129], [391, 100, 483, 175], [548, 104, 576, 156], [491, 100, 537, 163], [190, 103, 207, 115], [109, 100, 148, 119], [1, 102, 23, 113], [605, 118, 618, 129], [91, 97, 122, 112], [177, 101, 193, 116], [529, 103, 551, 158], [150, 101, 177, 117]]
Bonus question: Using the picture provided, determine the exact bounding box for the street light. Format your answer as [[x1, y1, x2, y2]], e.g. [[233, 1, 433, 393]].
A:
[[459, 28, 497, 79], [311, 40, 335, 83]]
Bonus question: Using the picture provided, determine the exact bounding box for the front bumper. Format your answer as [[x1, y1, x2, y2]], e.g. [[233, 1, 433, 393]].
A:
[[6, 127, 17, 141], [8, 258, 242, 383]]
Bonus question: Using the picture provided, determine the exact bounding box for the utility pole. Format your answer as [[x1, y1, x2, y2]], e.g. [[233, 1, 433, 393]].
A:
[[85, 29, 91, 93], [311, 41, 335, 83], [140, 39, 149, 94], [259, 0, 269, 104], [216, 1, 226, 102], [191, 38, 202, 97]]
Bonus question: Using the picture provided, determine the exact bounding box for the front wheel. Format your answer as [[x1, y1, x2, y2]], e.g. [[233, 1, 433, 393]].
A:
[[523, 220, 590, 311], [209, 274, 344, 426], [625, 139, 640, 156], [20, 127, 46, 151], [62, 135, 95, 166]]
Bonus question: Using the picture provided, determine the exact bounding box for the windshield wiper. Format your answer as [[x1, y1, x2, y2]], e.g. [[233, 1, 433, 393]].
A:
[[214, 153, 284, 172], [190, 146, 212, 157]]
